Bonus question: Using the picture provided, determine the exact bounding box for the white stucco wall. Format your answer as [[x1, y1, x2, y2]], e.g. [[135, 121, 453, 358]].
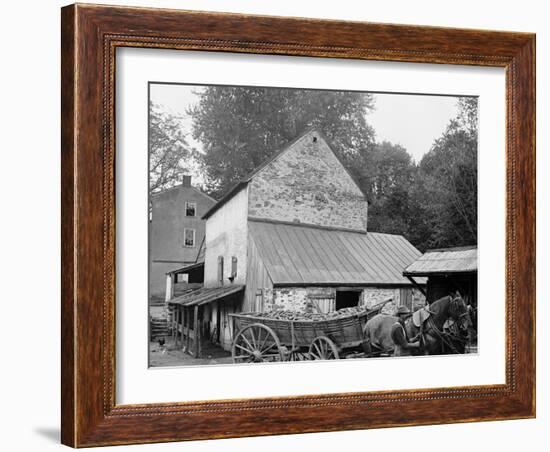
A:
[[204, 186, 249, 288]]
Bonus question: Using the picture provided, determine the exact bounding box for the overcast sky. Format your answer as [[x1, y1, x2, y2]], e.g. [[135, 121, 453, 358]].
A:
[[150, 83, 460, 163]]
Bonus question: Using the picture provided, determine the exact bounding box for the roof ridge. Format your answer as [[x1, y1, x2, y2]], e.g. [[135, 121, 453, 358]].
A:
[[425, 245, 478, 253], [248, 217, 367, 234]]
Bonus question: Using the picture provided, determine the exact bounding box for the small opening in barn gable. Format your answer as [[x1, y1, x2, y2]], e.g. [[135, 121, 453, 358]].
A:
[[335, 290, 360, 310]]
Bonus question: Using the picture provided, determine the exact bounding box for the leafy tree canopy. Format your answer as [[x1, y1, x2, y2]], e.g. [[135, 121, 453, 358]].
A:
[[188, 86, 376, 198], [412, 97, 478, 250], [152, 88, 478, 251], [149, 102, 193, 194]]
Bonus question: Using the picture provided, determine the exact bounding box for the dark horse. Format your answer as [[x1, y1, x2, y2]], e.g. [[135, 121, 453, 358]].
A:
[[363, 294, 472, 356]]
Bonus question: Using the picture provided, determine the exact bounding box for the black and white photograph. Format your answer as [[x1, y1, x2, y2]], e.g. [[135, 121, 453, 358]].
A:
[[148, 83, 479, 367]]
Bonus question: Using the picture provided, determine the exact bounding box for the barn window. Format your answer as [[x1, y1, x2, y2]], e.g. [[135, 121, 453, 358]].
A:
[[183, 228, 195, 247], [217, 256, 224, 285], [231, 256, 238, 279], [185, 202, 196, 217], [335, 290, 360, 310]]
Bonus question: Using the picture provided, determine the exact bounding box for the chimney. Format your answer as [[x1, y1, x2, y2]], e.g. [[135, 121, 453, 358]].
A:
[[182, 175, 192, 187]]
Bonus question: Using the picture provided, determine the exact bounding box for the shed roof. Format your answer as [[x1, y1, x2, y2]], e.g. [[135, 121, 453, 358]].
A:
[[249, 220, 423, 286], [403, 246, 477, 276], [168, 285, 244, 307], [165, 238, 206, 276]]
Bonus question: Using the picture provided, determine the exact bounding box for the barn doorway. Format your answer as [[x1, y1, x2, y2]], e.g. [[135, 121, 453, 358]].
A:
[[335, 290, 360, 310]]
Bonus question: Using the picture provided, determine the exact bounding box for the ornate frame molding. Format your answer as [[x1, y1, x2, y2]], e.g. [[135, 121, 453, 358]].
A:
[[61, 4, 535, 447]]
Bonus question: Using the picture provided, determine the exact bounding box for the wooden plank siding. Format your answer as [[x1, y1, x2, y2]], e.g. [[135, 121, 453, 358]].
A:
[[245, 236, 273, 311]]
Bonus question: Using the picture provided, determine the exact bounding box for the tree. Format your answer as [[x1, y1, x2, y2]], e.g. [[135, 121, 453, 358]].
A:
[[149, 102, 193, 195], [189, 86, 376, 198], [363, 142, 417, 236], [413, 97, 478, 250]]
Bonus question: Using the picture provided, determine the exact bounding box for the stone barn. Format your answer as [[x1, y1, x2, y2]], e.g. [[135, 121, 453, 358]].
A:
[[168, 129, 425, 354]]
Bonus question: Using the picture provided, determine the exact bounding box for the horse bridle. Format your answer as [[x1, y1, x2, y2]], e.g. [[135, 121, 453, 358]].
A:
[[449, 296, 471, 330]]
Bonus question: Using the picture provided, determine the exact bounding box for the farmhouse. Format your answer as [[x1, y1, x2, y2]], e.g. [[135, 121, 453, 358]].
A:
[[149, 175, 215, 297], [148, 176, 215, 341], [168, 129, 425, 354]]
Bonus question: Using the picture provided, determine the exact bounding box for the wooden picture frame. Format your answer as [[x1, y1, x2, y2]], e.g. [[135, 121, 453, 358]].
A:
[[61, 3, 535, 447]]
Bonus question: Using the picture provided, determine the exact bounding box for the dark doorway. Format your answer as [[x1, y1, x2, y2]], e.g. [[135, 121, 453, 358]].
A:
[[335, 290, 360, 310]]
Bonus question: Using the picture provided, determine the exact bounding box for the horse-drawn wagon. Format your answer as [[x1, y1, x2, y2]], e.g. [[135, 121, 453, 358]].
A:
[[228, 299, 391, 363]]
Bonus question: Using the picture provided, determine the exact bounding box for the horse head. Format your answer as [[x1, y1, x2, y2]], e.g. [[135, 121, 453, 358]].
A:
[[448, 292, 472, 337]]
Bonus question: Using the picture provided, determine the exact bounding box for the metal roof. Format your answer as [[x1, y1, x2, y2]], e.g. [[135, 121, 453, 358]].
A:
[[403, 246, 477, 276], [168, 285, 244, 307], [249, 220, 423, 286]]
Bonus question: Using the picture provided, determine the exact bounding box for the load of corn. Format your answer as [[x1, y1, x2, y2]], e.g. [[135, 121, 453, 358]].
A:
[[248, 305, 369, 322]]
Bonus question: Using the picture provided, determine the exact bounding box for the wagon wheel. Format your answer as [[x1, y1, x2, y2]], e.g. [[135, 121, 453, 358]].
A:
[[232, 323, 285, 363], [309, 336, 340, 360]]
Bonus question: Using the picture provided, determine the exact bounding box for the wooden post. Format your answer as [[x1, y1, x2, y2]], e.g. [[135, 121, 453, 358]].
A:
[[405, 275, 427, 297], [197, 307, 203, 358], [165, 273, 174, 302], [260, 289, 265, 312], [193, 305, 199, 357], [171, 305, 176, 342], [185, 307, 191, 353], [175, 307, 180, 347], [181, 306, 187, 351]]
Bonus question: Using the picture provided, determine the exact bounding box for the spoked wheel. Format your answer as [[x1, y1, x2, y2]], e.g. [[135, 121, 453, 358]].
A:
[[232, 323, 285, 363], [309, 336, 340, 360]]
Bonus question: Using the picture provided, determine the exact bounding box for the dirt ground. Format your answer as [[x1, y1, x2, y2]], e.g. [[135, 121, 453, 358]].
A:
[[149, 338, 233, 367]]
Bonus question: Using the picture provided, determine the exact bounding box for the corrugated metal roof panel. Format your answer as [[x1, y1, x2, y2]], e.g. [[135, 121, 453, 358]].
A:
[[168, 285, 244, 307], [249, 220, 422, 285], [404, 246, 477, 275]]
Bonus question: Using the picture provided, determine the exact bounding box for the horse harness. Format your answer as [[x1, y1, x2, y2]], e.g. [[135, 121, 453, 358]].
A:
[[424, 316, 467, 354], [419, 297, 469, 354]]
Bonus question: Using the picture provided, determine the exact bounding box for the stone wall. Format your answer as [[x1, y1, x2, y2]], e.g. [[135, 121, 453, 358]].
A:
[[360, 287, 426, 315], [259, 286, 426, 315], [272, 288, 309, 312], [248, 131, 367, 231], [360, 287, 400, 314], [262, 287, 335, 313]]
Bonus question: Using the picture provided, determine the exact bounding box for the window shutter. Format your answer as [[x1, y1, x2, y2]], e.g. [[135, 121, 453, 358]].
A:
[[217, 256, 224, 285], [231, 256, 238, 278]]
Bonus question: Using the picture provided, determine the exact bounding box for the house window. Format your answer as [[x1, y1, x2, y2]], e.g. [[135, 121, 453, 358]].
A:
[[217, 256, 224, 285], [183, 228, 195, 247], [185, 202, 196, 217], [231, 256, 238, 280]]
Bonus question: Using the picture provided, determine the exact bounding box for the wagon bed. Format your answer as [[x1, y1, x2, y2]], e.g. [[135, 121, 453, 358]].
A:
[[229, 299, 391, 362]]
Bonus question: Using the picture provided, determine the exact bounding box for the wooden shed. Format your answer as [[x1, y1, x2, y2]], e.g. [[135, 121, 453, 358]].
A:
[[403, 245, 477, 307]]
